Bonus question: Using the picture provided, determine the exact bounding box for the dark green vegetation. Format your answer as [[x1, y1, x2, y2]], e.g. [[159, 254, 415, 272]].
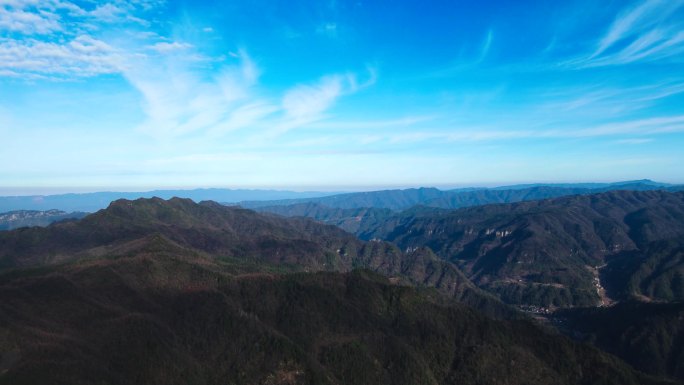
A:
[[601, 239, 684, 302], [252, 189, 684, 383], [259, 190, 684, 309], [0, 257, 671, 385], [0, 210, 88, 230], [555, 302, 684, 381], [0, 197, 509, 316], [2, 194, 684, 384]]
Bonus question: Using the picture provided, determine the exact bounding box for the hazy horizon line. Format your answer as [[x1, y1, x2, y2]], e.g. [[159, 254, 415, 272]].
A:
[[0, 178, 678, 197]]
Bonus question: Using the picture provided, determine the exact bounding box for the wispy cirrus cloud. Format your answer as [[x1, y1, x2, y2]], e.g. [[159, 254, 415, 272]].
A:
[[256, 68, 376, 139], [571, 0, 684, 67], [536, 81, 684, 117], [1, 0, 377, 142], [124, 49, 265, 138], [342, 114, 684, 146], [126, 47, 375, 140], [282, 75, 343, 120]]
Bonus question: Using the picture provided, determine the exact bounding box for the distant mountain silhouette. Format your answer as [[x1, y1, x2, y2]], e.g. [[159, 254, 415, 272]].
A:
[[242, 180, 682, 211], [0, 188, 336, 212]]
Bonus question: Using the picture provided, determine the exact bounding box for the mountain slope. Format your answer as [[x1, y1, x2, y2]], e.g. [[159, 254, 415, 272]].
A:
[[367, 190, 684, 307], [0, 259, 672, 385], [254, 203, 395, 234], [601, 238, 684, 302], [0, 197, 506, 314], [263, 191, 684, 308], [555, 302, 684, 382]]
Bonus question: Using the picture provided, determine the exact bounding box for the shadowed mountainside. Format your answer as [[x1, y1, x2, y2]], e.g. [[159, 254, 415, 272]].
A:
[[554, 302, 684, 382], [0, 261, 673, 385], [600, 239, 684, 302]]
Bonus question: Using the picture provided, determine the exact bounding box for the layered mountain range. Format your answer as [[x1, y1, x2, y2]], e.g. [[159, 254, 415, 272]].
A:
[[257, 190, 684, 308], [1, 189, 684, 384], [242, 180, 683, 211]]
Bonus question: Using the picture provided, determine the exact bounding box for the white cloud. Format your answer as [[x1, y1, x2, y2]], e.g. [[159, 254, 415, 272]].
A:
[[208, 102, 279, 136], [0, 6, 62, 34], [148, 41, 193, 53], [0, 0, 378, 145], [0, 35, 122, 78], [124, 50, 275, 138], [89, 3, 125, 22], [353, 115, 684, 146], [559, 115, 684, 137], [537, 81, 684, 117], [283, 75, 343, 120], [478, 29, 493, 62], [576, 0, 684, 67], [0, 0, 167, 79]]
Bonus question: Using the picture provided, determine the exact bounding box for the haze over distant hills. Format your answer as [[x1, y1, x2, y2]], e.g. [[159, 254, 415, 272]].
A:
[[0, 210, 88, 230], [0, 189, 337, 213], [2, 180, 680, 214], [241, 180, 682, 211]]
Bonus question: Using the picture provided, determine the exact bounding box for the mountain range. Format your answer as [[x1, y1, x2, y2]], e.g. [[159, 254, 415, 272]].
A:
[[256, 190, 684, 308], [0, 188, 336, 213], [241, 180, 682, 211], [0, 197, 512, 317], [0, 196, 678, 385], [2, 187, 684, 383], [2, 180, 680, 214]]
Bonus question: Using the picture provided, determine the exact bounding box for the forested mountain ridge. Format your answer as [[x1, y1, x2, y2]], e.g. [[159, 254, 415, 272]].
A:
[[0, 262, 673, 385], [0, 197, 509, 315], [257, 190, 684, 308], [2, 195, 683, 384]]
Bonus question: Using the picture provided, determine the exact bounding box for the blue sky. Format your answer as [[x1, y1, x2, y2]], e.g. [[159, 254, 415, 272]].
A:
[[1, 0, 684, 193]]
